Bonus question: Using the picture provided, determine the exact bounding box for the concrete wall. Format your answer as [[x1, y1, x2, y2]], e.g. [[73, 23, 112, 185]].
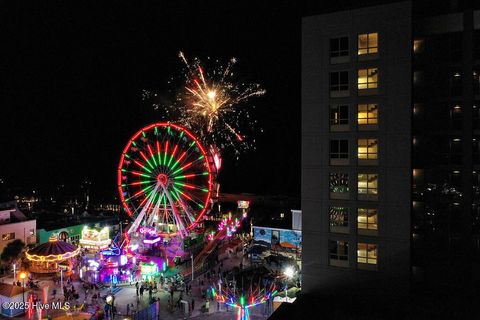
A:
[[0, 220, 36, 252], [302, 1, 411, 296]]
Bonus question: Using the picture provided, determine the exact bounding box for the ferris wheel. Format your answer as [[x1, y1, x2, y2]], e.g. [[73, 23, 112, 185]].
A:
[[118, 123, 213, 238]]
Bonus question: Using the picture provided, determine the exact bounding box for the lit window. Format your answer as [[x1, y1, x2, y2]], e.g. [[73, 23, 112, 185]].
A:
[[330, 37, 349, 57], [358, 104, 378, 125], [329, 240, 349, 261], [329, 207, 349, 227], [330, 140, 349, 159], [358, 68, 378, 89], [357, 243, 377, 265], [358, 33, 378, 55], [413, 39, 424, 53], [2, 233, 15, 241], [357, 139, 378, 160], [330, 173, 349, 194], [330, 105, 349, 125], [358, 174, 378, 195], [357, 208, 378, 230], [330, 71, 349, 92]]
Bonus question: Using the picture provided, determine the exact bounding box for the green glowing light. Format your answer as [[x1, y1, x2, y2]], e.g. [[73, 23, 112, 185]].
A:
[[142, 165, 153, 174], [150, 153, 157, 166], [145, 158, 154, 170], [167, 153, 174, 168], [171, 191, 179, 201], [172, 167, 183, 176]]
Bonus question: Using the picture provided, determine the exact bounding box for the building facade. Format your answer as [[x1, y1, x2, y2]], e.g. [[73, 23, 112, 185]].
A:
[[302, 0, 480, 315], [0, 209, 36, 252], [302, 1, 412, 297], [410, 0, 480, 305]]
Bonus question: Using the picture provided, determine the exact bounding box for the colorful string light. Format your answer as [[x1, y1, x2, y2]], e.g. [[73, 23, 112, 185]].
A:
[[211, 283, 277, 320]]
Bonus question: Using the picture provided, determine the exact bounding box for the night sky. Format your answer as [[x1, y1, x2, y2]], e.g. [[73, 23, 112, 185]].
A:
[[0, 1, 300, 202]]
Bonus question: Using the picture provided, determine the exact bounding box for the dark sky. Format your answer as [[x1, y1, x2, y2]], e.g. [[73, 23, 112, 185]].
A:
[[0, 1, 301, 202]]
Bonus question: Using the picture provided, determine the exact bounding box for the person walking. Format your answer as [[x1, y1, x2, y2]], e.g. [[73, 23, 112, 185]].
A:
[[191, 298, 195, 312]]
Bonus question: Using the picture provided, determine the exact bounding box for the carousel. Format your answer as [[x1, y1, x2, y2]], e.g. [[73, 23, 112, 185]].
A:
[[26, 236, 80, 274]]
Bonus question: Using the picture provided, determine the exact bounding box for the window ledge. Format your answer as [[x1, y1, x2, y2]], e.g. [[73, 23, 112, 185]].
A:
[[358, 159, 378, 166], [357, 194, 378, 201], [357, 263, 378, 271], [330, 192, 350, 200], [330, 158, 350, 166], [330, 124, 350, 132], [358, 124, 378, 131], [358, 229, 378, 236], [358, 53, 379, 61], [330, 90, 350, 98], [330, 56, 350, 64], [330, 226, 349, 234], [330, 259, 349, 268], [357, 88, 378, 96]]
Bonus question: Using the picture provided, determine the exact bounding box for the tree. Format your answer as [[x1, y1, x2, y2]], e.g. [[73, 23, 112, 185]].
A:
[[0, 239, 25, 264]]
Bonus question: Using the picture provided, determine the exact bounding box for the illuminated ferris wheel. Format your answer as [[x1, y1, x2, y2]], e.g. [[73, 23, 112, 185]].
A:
[[118, 123, 213, 238]]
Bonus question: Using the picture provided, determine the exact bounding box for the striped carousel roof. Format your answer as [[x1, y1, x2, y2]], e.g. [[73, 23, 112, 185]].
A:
[[26, 236, 80, 262]]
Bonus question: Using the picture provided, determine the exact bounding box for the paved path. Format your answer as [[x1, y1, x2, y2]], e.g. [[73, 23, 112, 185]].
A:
[[2, 247, 271, 319]]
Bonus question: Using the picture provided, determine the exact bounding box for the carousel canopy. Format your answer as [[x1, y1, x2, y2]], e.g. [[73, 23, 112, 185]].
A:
[[26, 236, 80, 262]]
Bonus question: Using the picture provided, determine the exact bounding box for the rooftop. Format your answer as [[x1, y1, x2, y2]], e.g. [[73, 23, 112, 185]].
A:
[[0, 283, 28, 298]]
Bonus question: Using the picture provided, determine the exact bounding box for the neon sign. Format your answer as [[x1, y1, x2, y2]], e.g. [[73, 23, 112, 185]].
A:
[[138, 227, 157, 236], [101, 246, 121, 256]]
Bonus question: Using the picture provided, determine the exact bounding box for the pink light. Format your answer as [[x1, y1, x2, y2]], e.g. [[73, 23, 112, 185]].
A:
[[143, 237, 161, 244]]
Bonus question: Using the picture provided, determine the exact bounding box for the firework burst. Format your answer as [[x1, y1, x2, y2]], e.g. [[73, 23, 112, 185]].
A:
[[144, 52, 265, 156]]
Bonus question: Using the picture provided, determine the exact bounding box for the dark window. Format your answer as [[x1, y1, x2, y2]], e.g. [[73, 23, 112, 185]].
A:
[[330, 140, 349, 159], [329, 240, 349, 260], [330, 105, 349, 125], [330, 37, 349, 57], [330, 71, 349, 92]]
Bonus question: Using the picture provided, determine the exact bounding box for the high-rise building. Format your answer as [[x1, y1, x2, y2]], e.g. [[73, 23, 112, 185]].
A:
[[301, 0, 480, 317]]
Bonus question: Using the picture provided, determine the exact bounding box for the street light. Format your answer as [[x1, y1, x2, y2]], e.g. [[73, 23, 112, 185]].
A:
[[19, 272, 27, 305], [191, 254, 194, 281], [283, 266, 295, 303], [283, 266, 295, 279], [60, 268, 64, 292]]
